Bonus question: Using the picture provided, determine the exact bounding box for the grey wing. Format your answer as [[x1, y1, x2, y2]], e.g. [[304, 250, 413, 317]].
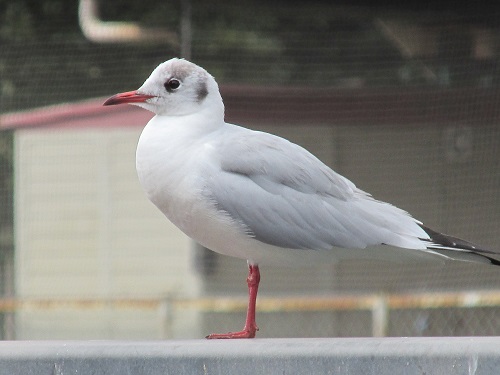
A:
[[218, 129, 357, 200], [204, 129, 427, 251]]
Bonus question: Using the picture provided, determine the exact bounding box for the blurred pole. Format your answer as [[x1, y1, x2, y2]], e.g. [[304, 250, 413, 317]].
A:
[[79, 0, 178, 44], [372, 296, 388, 337], [180, 0, 192, 60]]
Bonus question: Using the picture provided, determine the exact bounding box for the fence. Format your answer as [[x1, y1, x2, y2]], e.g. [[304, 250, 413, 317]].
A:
[[3, 290, 500, 339], [2, 0, 500, 341]]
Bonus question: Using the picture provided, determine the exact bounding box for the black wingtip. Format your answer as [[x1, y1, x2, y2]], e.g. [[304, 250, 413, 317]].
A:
[[486, 256, 500, 266], [419, 224, 482, 252], [419, 224, 500, 266]]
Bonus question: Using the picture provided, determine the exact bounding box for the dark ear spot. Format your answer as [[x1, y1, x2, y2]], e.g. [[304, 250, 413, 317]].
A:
[[197, 81, 209, 102]]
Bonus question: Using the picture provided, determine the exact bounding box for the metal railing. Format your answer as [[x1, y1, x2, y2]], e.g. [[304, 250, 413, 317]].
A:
[[2, 290, 500, 338]]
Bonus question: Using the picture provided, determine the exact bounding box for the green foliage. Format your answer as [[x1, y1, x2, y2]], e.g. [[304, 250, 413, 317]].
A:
[[0, 0, 79, 41], [1, 0, 496, 113], [0, 1, 402, 113]]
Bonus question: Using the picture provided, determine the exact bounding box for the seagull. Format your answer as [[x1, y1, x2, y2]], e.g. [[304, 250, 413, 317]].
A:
[[103, 58, 499, 339]]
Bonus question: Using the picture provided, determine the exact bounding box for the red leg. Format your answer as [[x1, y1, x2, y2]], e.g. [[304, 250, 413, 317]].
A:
[[206, 264, 260, 339]]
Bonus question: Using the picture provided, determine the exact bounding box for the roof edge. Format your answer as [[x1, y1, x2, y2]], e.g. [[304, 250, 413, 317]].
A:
[[0, 97, 146, 130]]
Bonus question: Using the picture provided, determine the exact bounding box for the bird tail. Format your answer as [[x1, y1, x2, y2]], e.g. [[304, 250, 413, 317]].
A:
[[418, 224, 500, 266]]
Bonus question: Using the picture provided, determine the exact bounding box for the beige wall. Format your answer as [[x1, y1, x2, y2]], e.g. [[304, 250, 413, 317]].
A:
[[15, 127, 201, 338]]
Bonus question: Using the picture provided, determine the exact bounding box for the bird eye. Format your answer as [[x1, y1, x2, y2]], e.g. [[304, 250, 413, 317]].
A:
[[164, 78, 181, 92]]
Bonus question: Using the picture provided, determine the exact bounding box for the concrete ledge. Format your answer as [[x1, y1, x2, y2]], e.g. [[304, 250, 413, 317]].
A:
[[0, 337, 499, 374]]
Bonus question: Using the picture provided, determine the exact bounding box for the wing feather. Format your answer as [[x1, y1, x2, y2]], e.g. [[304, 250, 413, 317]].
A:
[[202, 127, 427, 251]]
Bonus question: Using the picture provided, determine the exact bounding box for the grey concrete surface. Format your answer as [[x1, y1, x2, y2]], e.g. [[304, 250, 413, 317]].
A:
[[0, 337, 498, 374]]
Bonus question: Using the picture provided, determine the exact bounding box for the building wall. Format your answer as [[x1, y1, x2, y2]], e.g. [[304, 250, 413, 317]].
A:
[[14, 127, 201, 339]]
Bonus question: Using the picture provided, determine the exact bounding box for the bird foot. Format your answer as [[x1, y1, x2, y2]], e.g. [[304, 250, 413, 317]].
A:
[[206, 265, 260, 339], [205, 325, 258, 339]]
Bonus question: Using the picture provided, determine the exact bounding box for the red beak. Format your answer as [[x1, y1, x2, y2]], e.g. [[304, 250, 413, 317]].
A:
[[103, 90, 155, 106]]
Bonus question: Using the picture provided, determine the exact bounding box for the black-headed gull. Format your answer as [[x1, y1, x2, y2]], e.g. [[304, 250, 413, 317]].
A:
[[104, 58, 499, 339]]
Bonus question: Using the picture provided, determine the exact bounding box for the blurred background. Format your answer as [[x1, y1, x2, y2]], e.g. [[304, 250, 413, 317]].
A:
[[1, 0, 500, 339]]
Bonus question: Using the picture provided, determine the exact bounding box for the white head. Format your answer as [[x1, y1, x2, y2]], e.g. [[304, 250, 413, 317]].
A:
[[104, 58, 224, 117]]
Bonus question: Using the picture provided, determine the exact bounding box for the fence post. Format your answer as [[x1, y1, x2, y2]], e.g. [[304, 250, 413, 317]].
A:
[[372, 295, 388, 337], [158, 297, 172, 339]]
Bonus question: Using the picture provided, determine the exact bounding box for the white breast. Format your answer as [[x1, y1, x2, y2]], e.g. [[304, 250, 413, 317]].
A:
[[135, 114, 251, 256]]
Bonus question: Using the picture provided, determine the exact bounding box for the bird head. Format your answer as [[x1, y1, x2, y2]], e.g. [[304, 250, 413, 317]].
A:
[[103, 58, 223, 117]]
